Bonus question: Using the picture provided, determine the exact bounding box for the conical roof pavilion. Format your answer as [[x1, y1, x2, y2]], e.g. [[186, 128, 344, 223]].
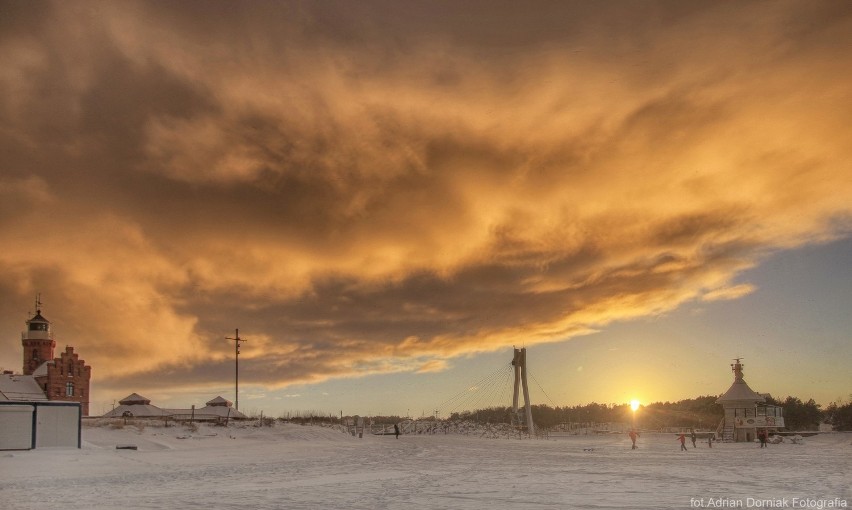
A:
[[119, 393, 152, 405], [205, 396, 233, 407], [716, 359, 765, 404], [101, 393, 168, 418]]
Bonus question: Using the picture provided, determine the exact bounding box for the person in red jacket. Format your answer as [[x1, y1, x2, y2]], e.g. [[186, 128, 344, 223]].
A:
[[677, 433, 688, 451]]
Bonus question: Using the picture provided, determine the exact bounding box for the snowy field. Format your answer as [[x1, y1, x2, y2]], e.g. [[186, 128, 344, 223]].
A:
[[1, 422, 849, 510]]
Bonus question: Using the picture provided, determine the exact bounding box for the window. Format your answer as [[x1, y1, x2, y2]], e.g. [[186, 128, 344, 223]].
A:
[[66, 382, 74, 397]]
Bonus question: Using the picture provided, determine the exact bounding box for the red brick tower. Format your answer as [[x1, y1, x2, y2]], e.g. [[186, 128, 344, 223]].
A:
[[21, 301, 92, 416], [22, 307, 56, 375]]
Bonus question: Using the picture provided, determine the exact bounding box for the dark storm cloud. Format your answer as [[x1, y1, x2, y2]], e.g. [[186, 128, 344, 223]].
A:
[[1, 1, 851, 402]]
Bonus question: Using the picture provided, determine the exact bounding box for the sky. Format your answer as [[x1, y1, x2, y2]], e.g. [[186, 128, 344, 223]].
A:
[[1, 0, 850, 418]]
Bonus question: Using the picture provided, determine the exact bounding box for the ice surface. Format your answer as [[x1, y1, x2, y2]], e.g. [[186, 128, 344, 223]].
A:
[[1, 422, 849, 509]]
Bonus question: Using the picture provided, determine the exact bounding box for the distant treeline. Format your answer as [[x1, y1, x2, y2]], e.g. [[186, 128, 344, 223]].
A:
[[448, 395, 852, 431], [266, 395, 852, 431], [448, 396, 723, 430], [824, 399, 852, 431]]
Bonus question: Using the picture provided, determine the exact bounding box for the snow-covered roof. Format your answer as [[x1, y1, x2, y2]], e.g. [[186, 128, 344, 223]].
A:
[[0, 374, 48, 401], [205, 396, 232, 407], [717, 379, 765, 403], [119, 393, 152, 405], [101, 404, 169, 418], [717, 360, 766, 404], [32, 361, 51, 377], [101, 395, 248, 420], [198, 405, 247, 419]]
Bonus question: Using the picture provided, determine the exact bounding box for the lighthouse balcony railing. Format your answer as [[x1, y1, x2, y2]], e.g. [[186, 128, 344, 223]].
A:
[[22, 331, 53, 340]]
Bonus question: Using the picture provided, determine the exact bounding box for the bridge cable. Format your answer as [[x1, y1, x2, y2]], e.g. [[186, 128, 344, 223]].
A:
[[434, 363, 507, 413], [437, 363, 513, 416], [528, 369, 559, 408]]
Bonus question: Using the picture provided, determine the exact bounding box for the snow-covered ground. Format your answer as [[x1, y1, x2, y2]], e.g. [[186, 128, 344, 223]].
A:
[[2, 421, 850, 509]]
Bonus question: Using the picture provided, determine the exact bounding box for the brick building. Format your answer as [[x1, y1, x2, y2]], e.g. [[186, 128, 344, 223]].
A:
[[5, 306, 93, 415]]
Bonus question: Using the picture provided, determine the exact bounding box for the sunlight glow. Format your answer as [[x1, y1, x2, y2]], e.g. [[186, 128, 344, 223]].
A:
[[630, 399, 640, 412]]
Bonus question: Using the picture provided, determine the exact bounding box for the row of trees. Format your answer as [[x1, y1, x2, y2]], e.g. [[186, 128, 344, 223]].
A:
[[266, 396, 852, 431], [764, 396, 822, 431], [447, 395, 852, 431], [764, 396, 852, 431], [824, 399, 852, 431], [447, 397, 724, 430]]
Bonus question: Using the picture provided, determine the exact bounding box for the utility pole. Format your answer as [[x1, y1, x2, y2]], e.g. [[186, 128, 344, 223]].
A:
[[226, 329, 247, 411]]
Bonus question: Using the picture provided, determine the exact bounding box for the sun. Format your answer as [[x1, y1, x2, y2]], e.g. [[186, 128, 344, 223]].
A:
[[630, 399, 641, 411]]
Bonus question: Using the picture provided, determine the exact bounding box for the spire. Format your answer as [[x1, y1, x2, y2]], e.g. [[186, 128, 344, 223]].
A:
[[22, 295, 56, 375], [731, 357, 744, 381], [717, 358, 764, 403], [25, 294, 51, 339]]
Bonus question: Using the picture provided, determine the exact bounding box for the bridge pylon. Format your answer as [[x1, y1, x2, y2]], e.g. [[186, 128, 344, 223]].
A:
[[511, 347, 535, 436]]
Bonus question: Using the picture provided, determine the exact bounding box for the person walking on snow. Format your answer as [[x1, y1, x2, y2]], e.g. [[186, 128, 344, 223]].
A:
[[628, 429, 639, 449], [394, 423, 400, 439], [691, 429, 697, 448], [677, 433, 688, 451]]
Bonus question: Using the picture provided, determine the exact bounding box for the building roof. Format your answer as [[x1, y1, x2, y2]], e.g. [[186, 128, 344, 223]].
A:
[[717, 379, 766, 403], [27, 311, 50, 324], [205, 396, 233, 407], [119, 393, 151, 405], [0, 374, 48, 401], [31, 361, 51, 377], [717, 359, 766, 404], [101, 403, 170, 418], [100, 394, 248, 420], [197, 405, 247, 419]]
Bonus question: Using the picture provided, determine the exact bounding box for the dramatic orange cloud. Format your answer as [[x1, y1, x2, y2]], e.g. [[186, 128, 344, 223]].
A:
[[0, 1, 850, 404]]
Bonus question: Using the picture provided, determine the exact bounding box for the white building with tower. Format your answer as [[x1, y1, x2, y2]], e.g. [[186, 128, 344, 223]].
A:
[[716, 359, 784, 442]]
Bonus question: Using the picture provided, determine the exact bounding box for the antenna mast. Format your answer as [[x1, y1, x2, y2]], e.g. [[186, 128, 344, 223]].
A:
[[225, 329, 247, 411]]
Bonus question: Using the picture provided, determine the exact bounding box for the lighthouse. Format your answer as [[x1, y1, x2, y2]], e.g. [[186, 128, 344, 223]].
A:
[[19, 299, 92, 416], [22, 307, 55, 375]]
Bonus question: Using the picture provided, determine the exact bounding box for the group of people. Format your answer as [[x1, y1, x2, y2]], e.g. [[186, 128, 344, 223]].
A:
[[676, 432, 693, 451], [626, 429, 778, 450], [676, 430, 716, 450], [629, 429, 715, 451]]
